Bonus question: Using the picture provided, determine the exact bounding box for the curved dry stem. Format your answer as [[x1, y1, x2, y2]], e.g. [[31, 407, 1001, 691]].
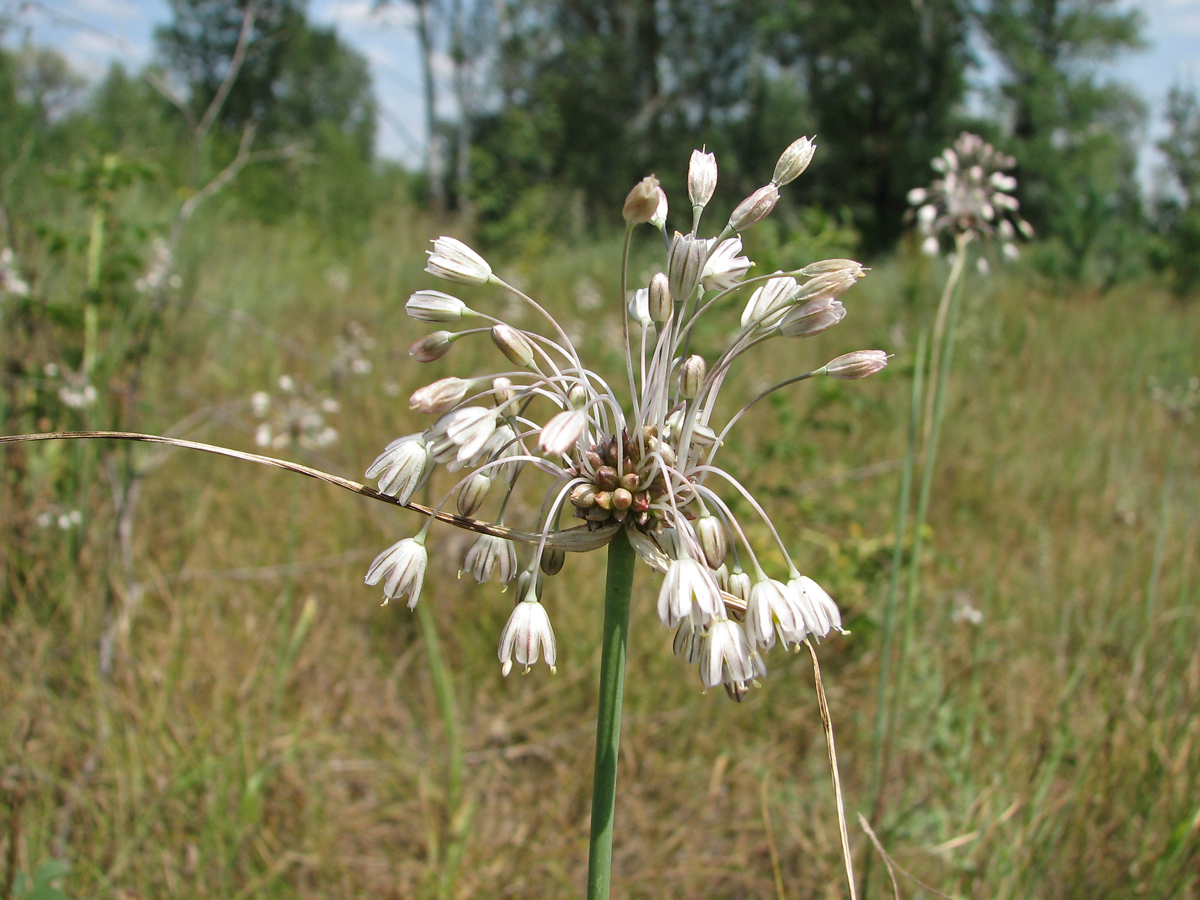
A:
[[0, 431, 618, 552]]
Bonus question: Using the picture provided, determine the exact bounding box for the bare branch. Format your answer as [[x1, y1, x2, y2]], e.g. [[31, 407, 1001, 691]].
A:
[[195, 4, 258, 142]]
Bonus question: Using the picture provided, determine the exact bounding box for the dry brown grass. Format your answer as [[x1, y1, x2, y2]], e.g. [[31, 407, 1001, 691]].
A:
[[3, 213, 1198, 899]]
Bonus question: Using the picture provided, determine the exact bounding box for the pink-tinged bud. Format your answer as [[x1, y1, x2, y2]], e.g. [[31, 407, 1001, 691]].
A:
[[623, 175, 662, 224], [779, 298, 846, 337], [457, 471, 492, 517], [727, 184, 780, 232], [824, 350, 890, 380], [406, 290, 474, 323], [648, 272, 672, 325], [688, 149, 718, 208], [409, 376, 473, 414], [679, 354, 706, 400], [771, 136, 816, 186], [408, 331, 456, 362], [800, 258, 864, 278], [425, 236, 492, 285], [792, 268, 863, 304], [491, 323, 535, 367], [492, 376, 517, 406], [668, 232, 710, 304]]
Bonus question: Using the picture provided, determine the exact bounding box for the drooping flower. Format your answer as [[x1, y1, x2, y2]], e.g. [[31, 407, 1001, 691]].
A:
[[365, 136, 887, 694]]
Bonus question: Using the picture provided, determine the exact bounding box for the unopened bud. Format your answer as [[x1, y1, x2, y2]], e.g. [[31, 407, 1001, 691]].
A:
[[492, 376, 517, 406], [619, 471, 640, 492], [771, 137, 816, 186], [727, 569, 752, 603], [727, 184, 779, 232], [824, 350, 890, 380], [800, 258, 864, 278], [409, 331, 456, 362], [426, 236, 492, 286], [679, 354, 706, 400], [456, 471, 492, 517], [696, 514, 728, 569], [567, 383, 589, 408], [648, 272, 672, 326], [410, 376, 472, 414], [779, 298, 846, 337], [668, 233, 709, 305], [491, 323, 535, 367], [540, 547, 566, 576], [688, 149, 718, 209], [406, 290, 474, 323], [612, 487, 633, 510], [623, 175, 662, 224]]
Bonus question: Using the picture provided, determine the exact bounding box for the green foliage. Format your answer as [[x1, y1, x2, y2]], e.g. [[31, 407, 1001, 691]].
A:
[[1150, 84, 1200, 298], [11, 860, 75, 900], [763, 0, 972, 252], [980, 0, 1147, 281]]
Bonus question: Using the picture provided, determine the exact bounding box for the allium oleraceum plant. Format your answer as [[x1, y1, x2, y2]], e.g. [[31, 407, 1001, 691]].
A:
[[907, 132, 1033, 269], [365, 137, 888, 698]]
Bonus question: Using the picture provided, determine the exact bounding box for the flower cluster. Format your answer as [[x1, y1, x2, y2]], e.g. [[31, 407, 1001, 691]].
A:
[[0, 248, 29, 298], [907, 132, 1032, 265], [366, 138, 889, 699], [251, 375, 340, 450]]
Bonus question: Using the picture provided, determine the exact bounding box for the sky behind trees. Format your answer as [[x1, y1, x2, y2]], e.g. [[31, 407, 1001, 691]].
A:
[[7, 0, 1200, 182]]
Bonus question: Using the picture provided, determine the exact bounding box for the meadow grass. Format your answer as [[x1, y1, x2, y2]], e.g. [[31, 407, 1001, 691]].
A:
[[2, 204, 1198, 899]]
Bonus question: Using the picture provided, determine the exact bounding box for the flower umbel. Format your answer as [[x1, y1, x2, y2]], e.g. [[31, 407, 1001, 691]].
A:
[[907, 132, 1032, 263], [367, 137, 886, 696]]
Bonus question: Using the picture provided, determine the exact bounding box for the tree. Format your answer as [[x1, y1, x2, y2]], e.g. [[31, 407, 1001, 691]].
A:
[[1151, 84, 1200, 296], [762, 0, 973, 252], [155, 0, 375, 154], [979, 0, 1146, 276]]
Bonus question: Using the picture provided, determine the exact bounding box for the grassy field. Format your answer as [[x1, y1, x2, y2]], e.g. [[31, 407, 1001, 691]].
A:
[[2, 200, 1198, 899]]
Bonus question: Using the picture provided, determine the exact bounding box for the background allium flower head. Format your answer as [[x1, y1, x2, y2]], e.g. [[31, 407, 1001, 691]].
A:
[[369, 137, 887, 698], [908, 132, 1033, 262]]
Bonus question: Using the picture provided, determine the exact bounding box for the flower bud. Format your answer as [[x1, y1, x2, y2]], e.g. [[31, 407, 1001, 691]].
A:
[[425, 236, 492, 285], [457, 471, 492, 517], [540, 547, 566, 576], [623, 175, 662, 224], [492, 376, 517, 407], [491, 323, 535, 367], [824, 350, 890, 380], [771, 136, 816, 186], [667, 233, 709, 305], [648, 272, 672, 326], [696, 514, 728, 569], [409, 331, 456, 362], [727, 184, 779, 232], [406, 290, 474, 323], [688, 149, 718, 209], [649, 186, 669, 229], [612, 487, 633, 510], [779, 298, 846, 337], [410, 376, 473, 414], [800, 258, 864, 278], [679, 354, 706, 400], [570, 483, 597, 508], [627, 287, 652, 328]]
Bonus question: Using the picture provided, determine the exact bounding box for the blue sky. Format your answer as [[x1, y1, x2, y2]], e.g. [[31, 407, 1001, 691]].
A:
[[5, 0, 1200, 181]]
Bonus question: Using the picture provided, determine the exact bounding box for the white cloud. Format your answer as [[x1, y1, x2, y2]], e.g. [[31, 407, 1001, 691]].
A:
[[316, 0, 416, 32]]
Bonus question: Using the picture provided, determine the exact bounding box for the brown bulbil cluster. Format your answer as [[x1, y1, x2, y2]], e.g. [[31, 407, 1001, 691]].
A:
[[567, 428, 681, 531]]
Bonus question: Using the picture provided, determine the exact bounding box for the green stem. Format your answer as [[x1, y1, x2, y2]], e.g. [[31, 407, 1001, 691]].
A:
[[868, 331, 926, 814], [889, 239, 969, 746], [586, 530, 635, 900]]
